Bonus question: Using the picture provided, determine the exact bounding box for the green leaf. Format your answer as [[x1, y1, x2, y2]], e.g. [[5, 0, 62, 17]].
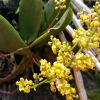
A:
[[0, 15, 30, 55], [19, 0, 43, 43], [39, 0, 71, 33], [30, 8, 73, 48]]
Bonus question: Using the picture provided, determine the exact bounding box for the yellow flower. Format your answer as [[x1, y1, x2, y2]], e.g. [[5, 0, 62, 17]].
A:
[[71, 88, 76, 94], [75, 53, 84, 59], [33, 73, 38, 79], [41, 71, 47, 76], [93, 21, 100, 27], [71, 53, 96, 71], [24, 85, 30, 93], [65, 89, 71, 95], [52, 45, 57, 54], [55, 0, 66, 10], [65, 83, 70, 88], [50, 82, 56, 92], [16, 78, 34, 93], [66, 95, 73, 100]]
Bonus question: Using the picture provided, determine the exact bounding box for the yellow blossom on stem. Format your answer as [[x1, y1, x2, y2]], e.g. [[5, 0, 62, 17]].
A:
[[71, 53, 96, 71], [16, 78, 34, 93]]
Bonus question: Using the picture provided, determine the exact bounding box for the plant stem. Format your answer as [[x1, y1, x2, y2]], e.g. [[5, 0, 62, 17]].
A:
[[72, 0, 91, 14], [73, 68, 88, 100], [72, 13, 82, 28], [33, 79, 55, 90], [35, 79, 49, 87], [71, 41, 79, 50]]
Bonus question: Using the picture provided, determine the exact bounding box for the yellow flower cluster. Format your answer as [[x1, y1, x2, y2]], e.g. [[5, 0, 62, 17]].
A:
[[49, 35, 96, 71], [48, 35, 73, 65], [77, 2, 100, 51], [16, 35, 96, 99], [71, 53, 96, 71], [74, 2, 100, 50], [55, 0, 66, 10], [92, 2, 100, 15], [50, 79, 78, 100], [72, 28, 100, 49], [34, 73, 44, 81], [16, 36, 96, 100], [48, 35, 61, 54], [72, 28, 88, 48], [16, 78, 34, 93], [39, 59, 77, 100], [78, 2, 100, 30], [40, 59, 71, 79]]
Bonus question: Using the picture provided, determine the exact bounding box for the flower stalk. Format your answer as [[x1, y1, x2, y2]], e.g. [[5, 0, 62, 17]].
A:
[[59, 32, 88, 100]]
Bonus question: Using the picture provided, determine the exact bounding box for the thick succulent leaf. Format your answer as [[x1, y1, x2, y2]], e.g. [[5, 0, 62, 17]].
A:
[[0, 15, 30, 55], [30, 8, 73, 48], [19, 0, 43, 43], [39, 0, 71, 33]]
